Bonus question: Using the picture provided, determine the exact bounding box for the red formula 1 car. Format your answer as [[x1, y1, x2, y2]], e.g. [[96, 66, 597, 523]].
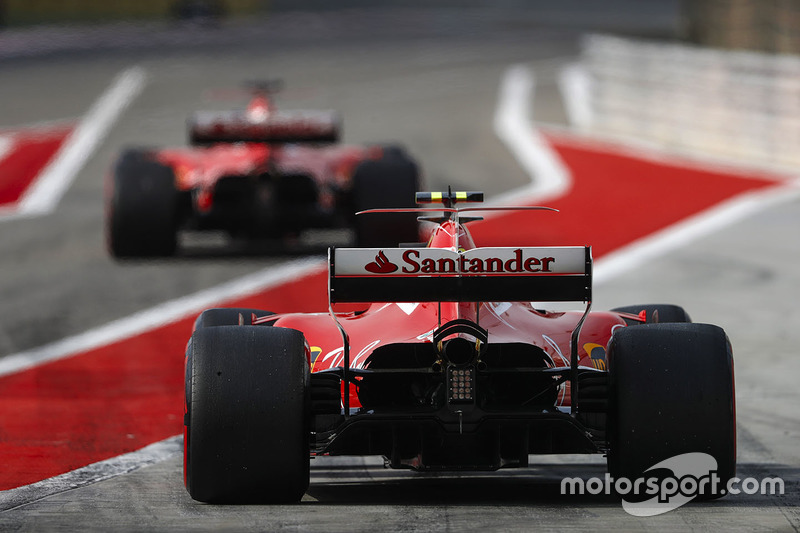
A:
[[105, 82, 420, 257], [183, 191, 736, 504]]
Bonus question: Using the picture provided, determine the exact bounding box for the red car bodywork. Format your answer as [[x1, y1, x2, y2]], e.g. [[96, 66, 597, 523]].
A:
[[183, 191, 735, 503], [265, 218, 630, 412], [237, 198, 649, 472], [163, 91, 374, 216], [156, 141, 378, 217], [106, 88, 420, 257]]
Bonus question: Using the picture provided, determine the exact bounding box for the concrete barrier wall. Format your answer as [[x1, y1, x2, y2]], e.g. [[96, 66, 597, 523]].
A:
[[574, 34, 800, 170]]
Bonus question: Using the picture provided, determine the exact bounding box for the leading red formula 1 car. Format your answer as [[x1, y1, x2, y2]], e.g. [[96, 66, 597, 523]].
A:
[[183, 190, 736, 504], [105, 81, 420, 257]]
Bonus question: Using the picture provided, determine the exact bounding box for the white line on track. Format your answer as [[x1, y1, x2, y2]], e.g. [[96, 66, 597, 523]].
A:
[[494, 63, 800, 284], [557, 62, 592, 130], [0, 258, 324, 506], [1, 66, 146, 221], [4, 61, 800, 505], [490, 65, 570, 205], [0, 134, 14, 162], [0, 437, 182, 512], [0, 257, 325, 378], [593, 181, 800, 285]]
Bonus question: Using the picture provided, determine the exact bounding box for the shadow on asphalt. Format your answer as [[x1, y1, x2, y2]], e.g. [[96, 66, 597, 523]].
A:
[[306, 462, 617, 505], [304, 461, 797, 507]]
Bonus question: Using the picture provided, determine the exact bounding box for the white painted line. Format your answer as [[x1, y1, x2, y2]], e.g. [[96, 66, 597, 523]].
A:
[[0, 134, 14, 162], [540, 119, 800, 180], [558, 62, 593, 130], [493, 63, 800, 283], [0, 436, 182, 512], [4, 60, 798, 503], [0, 203, 40, 222], [13, 66, 147, 218], [593, 179, 800, 284], [0, 257, 323, 501], [491, 64, 570, 206], [0, 257, 325, 378]]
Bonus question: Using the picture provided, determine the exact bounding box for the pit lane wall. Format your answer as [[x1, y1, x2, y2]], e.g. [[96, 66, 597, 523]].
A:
[[1, 0, 264, 26], [564, 34, 800, 171]]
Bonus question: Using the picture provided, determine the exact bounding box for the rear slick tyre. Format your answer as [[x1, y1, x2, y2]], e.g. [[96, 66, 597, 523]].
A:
[[352, 149, 420, 247], [106, 150, 178, 258], [185, 326, 310, 503], [606, 323, 735, 500]]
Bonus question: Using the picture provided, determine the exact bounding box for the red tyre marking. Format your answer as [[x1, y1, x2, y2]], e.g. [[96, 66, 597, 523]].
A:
[[0, 131, 786, 490]]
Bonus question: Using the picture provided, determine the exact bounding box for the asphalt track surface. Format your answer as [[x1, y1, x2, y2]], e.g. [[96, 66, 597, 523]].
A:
[[1, 3, 799, 531]]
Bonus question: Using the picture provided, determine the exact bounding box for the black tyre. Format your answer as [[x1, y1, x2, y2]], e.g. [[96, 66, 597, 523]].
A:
[[376, 144, 409, 161], [611, 304, 691, 325], [185, 326, 310, 503], [352, 149, 420, 247], [607, 323, 735, 499], [106, 149, 178, 258], [193, 308, 274, 330]]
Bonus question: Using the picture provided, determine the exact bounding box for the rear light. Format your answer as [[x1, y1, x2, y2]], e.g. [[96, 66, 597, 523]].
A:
[[195, 189, 213, 212], [448, 365, 475, 403]]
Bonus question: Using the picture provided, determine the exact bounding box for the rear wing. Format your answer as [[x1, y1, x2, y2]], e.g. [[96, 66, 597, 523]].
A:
[[189, 109, 340, 145], [329, 246, 592, 304], [330, 245, 593, 417], [331, 190, 594, 418]]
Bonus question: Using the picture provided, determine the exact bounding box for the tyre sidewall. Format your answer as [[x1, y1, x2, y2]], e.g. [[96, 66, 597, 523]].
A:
[[352, 152, 420, 247], [186, 326, 310, 503], [106, 150, 178, 257], [607, 323, 735, 496]]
